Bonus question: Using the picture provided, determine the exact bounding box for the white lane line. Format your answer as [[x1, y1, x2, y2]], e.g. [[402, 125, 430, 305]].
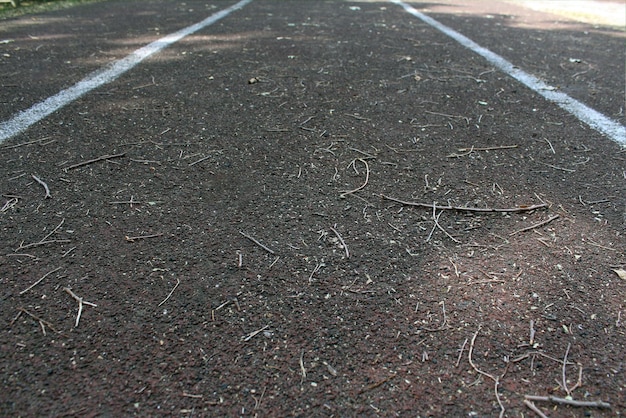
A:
[[390, 0, 626, 146], [0, 0, 253, 144]]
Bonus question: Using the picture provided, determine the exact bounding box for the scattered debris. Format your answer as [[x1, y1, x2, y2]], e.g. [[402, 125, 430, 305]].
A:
[[63, 287, 97, 328], [613, 269, 626, 280]]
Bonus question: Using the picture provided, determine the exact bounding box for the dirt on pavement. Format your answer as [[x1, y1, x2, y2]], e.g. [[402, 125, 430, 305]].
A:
[[1, 1, 625, 416]]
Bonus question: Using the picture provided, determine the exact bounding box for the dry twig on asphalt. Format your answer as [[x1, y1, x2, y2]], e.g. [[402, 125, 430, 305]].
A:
[[239, 231, 276, 254], [509, 215, 560, 236], [308, 261, 322, 283], [329, 225, 350, 258], [537, 161, 576, 173], [1, 196, 19, 212], [188, 155, 212, 166], [344, 113, 371, 121], [242, 325, 270, 342], [12, 307, 59, 335], [299, 350, 307, 384], [524, 395, 610, 409], [560, 343, 583, 397], [468, 328, 507, 418], [447, 144, 518, 158], [455, 338, 468, 367], [125, 233, 163, 242], [182, 392, 203, 399], [2, 136, 52, 149], [108, 196, 164, 206], [19, 266, 62, 295], [37, 218, 64, 242], [63, 287, 97, 328], [523, 400, 549, 418], [64, 152, 126, 171], [31, 174, 51, 198], [188, 150, 222, 167], [61, 246, 76, 258], [349, 147, 376, 159], [381, 195, 547, 213], [426, 204, 460, 243], [236, 251, 243, 268], [459, 145, 518, 152], [516, 343, 610, 416], [253, 386, 267, 410], [157, 278, 180, 307], [340, 158, 370, 198], [15, 218, 69, 251], [15, 238, 71, 251], [358, 373, 397, 395]]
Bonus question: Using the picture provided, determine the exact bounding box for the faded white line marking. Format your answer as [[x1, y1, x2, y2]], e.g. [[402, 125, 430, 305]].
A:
[[391, 0, 626, 146], [0, 0, 253, 144]]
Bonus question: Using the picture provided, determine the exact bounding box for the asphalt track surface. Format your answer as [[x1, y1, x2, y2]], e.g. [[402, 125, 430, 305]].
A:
[[1, 1, 625, 416], [0, 1, 625, 146], [0, 0, 625, 147]]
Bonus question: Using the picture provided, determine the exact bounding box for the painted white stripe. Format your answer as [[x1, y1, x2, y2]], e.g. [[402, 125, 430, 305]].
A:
[[0, 0, 253, 144], [390, 0, 626, 146]]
